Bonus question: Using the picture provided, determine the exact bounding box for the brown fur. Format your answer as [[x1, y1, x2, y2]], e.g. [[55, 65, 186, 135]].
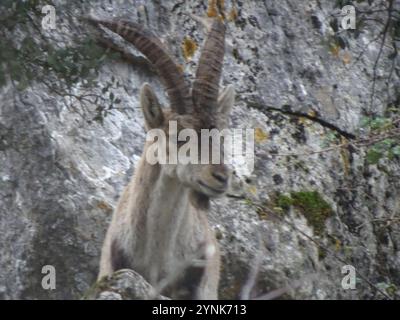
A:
[[94, 15, 234, 299]]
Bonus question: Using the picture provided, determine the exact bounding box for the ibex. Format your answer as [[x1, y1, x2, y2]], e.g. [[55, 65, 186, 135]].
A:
[[88, 15, 234, 299]]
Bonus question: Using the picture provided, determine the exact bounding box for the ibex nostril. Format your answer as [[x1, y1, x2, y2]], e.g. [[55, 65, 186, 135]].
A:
[[212, 172, 228, 184]]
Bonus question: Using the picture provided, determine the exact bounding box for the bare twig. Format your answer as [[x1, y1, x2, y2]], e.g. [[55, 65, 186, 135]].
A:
[[240, 230, 264, 300], [271, 127, 400, 158], [148, 245, 210, 299], [273, 142, 351, 158], [254, 274, 318, 300], [370, 0, 395, 111], [252, 204, 394, 300]]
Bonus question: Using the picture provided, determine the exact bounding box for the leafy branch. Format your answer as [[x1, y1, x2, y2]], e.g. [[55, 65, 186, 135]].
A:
[[0, 0, 126, 123], [330, 0, 399, 112], [273, 115, 400, 165]]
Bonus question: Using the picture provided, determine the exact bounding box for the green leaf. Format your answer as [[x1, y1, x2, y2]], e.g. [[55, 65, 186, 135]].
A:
[[392, 146, 400, 156], [360, 116, 371, 128], [366, 149, 383, 165], [382, 139, 395, 147], [47, 53, 57, 68], [9, 61, 22, 81], [16, 77, 29, 91], [370, 117, 390, 130]]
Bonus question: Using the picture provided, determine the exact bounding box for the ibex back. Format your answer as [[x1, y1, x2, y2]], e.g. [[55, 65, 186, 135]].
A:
[[89, 15, 234, 299]]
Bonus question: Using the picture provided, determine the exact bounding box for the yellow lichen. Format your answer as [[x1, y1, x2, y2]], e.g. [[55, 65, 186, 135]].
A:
[[329, 43, 340, 57], [248, 185, 258, 196], [340, 136, 350, 176], [228, 7, 238, 21], [335, 238, 342, 251], [298, 116, 312, 126], [181, 36, 198, 61], [307, 110, 317, 118], [341, 50, 352, 64], [97, 200, 113, 213], [257, 208, 269, 220], [254, 127, 268, 143]]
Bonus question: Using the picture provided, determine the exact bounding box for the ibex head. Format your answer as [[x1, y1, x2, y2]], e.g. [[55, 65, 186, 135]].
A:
[[88, 16, 234, 202]]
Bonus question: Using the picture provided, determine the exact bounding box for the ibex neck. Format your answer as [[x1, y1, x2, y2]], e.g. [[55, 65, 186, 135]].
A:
[[131, 155, 194, 281]]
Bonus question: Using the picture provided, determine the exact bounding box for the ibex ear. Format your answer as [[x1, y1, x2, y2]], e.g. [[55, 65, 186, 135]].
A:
[[140, 83, 164, 130], [217, 85, 235, 116]]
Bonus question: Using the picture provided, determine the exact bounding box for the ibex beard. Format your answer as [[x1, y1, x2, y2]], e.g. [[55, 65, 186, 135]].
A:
[[89, 15, 235, 299]]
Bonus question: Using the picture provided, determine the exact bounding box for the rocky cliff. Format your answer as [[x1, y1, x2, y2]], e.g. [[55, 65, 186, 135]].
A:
[[0, 0, 399, 299]]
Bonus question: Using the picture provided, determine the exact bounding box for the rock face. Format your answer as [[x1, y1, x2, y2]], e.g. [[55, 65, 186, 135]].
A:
[[0, 0, 399, 299], [84, 269, 168, 300]]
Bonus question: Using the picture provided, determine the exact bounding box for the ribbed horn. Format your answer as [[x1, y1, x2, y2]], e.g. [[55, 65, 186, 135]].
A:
[[85, 17, 193, 114], [192, 16, 226, 112]]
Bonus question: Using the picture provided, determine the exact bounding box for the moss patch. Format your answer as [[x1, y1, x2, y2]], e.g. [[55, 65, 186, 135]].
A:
[[276, 194, 293, 211], [292, 191, 333, 235], [81, 275, 111, 299], [275, 191, 333, 236]]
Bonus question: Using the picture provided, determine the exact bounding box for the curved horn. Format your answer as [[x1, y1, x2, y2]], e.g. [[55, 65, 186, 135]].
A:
[[86, 18, 193, 114], [192, 16, 226, 112]]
